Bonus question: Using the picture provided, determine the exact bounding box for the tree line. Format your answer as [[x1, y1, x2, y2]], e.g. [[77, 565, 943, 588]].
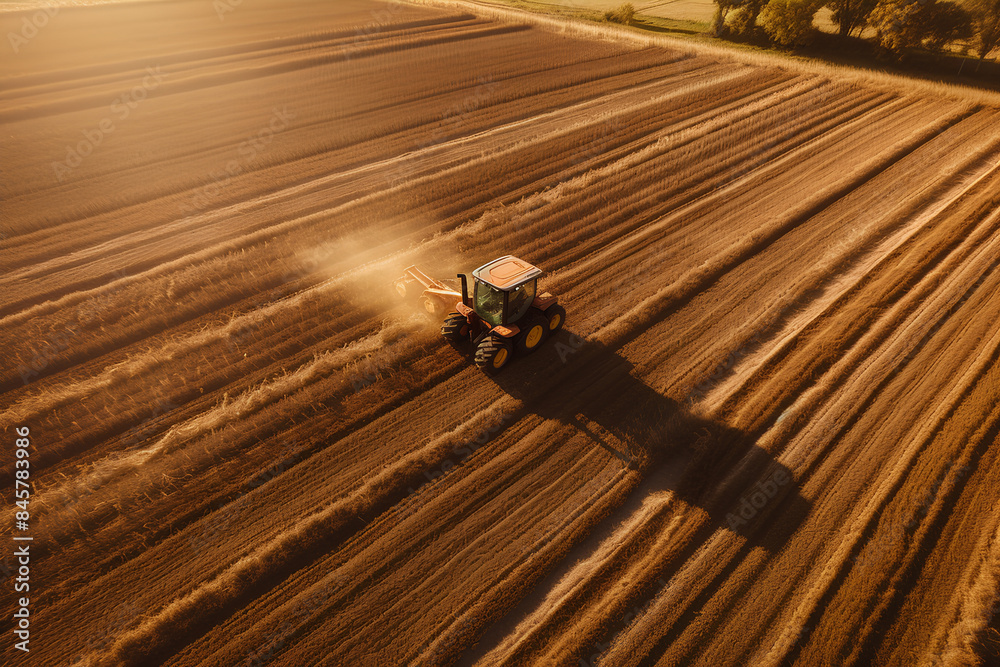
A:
[[711, 0, 999, 58]]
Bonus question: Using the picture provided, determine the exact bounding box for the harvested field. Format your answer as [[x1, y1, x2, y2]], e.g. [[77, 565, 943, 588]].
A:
[[2, 1, 999, 665]]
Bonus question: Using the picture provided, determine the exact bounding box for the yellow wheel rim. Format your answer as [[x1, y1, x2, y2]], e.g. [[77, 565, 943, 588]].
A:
[[526, 325, 543, 348], [493, 348, 508, 368], [549, 313, 561, 330], [423, 298, 436, 314]]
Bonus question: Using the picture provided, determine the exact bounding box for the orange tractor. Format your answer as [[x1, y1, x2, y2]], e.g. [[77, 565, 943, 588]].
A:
[[394, 255, 565, 374]]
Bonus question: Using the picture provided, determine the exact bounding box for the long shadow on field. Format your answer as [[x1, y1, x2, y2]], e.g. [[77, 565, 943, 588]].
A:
[[486, 330, 811, 550]]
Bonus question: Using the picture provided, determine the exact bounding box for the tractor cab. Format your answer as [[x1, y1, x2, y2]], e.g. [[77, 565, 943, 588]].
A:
[[471, 256, 542, 327], [393, 254, 565, 375]]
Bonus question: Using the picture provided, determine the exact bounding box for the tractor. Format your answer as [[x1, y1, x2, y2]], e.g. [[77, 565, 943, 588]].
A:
[[394, 255, 565, 374]]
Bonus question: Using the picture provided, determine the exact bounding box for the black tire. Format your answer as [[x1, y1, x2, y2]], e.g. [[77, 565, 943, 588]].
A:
[[441, 313, 468, 342], [475, 337, 512, 375], [544, 304, 566, 333], [515, 313, 548, 355]]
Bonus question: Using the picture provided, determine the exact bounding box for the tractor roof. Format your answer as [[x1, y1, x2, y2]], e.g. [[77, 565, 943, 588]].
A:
[[472, 255, 542, 291]]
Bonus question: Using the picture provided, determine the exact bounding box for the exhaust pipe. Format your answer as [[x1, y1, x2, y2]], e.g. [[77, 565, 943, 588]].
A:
[[458, 274, 470, 307]]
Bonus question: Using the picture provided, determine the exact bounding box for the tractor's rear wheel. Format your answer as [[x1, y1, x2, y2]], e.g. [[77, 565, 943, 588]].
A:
[[441, 313, 468, 342], [475, 337, 512, 375], [515, 313, 548, 355], [545, 304, 566, 333]]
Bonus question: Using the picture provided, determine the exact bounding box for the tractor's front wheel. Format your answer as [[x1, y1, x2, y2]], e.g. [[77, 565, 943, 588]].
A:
[[475, 337, 512, 375], [545, 304, 566, 333], [441, 313, 468, 342], [515, 313, 548, 355]]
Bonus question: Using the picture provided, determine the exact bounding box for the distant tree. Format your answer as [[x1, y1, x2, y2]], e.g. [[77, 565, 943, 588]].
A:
[[604, 3, 635, 24], [826, 0, 877, 36], [712, 0, 740, 35], [869, 0, 971, 55], [726, 0, 771, 35], [869, 0, 926, 54], [760, 0, 824, 45], [917, 1, 973, 51], [967, 0, 1000, 62]]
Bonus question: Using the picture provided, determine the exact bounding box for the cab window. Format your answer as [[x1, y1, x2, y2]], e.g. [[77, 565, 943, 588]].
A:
[[507, 279, 536, 324], [475, 280, 504, 326]]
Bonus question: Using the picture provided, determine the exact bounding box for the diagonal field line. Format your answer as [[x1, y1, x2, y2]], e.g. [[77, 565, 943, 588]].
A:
[[2, 61, 743, 289]]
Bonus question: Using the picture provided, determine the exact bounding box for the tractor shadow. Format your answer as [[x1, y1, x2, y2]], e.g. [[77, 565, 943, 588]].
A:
[[486, 329, 811, 551]]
